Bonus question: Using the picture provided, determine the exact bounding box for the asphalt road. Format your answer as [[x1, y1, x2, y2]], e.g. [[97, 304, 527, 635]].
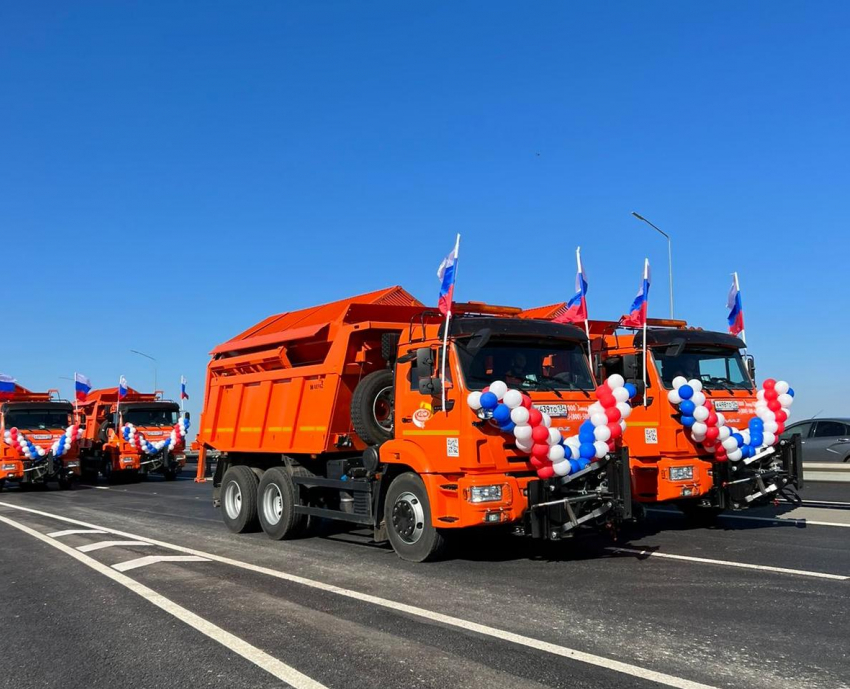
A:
[[0, 469, 847, 689]]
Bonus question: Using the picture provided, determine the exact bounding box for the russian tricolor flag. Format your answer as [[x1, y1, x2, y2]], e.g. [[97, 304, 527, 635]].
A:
[[180, 375, 189, 400], [119, 375, 128, 399], [0, 373, 16, 398], [74, 373, 91, 402], [554, 247, 589, 325], [437, 235, 460, 316], [622, 259, 651, 328], [727, 273, 745, 340]]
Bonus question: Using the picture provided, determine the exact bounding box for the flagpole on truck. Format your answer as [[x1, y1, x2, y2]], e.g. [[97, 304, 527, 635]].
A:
[[642, 258, 649, 408], [440, 234, 460, 415], [734, 272, 746, 347], [577, 247, 592, 365]]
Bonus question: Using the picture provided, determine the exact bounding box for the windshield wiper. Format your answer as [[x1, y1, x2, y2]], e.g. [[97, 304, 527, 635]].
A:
[[704, 377, 735, 394]]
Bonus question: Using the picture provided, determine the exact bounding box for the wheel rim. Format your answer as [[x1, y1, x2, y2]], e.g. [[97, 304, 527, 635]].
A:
[[224, 480, 243, 520], [372, 386, 394, 434], [261, 482, 283, 526], [391, 491, 425, 544]]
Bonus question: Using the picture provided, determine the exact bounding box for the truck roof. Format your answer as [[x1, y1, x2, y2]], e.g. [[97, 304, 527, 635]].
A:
[[0, 382, 56, 404], [79, 387, 162, 408]]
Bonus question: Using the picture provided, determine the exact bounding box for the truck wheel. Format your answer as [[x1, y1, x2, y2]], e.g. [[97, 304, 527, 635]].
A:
[[0, 479, 5, 492], [257, 467, 311, 540], [164, 467, 178, 481], [221, 466, 260, 533], [102, 460, 114, 484], [351, 370, 394, 446], [384, 473, 447, 562]]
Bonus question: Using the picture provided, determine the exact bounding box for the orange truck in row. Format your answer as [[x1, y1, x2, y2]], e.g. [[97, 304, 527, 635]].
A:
[[0, 382, 82, 490], [523, 306, 803, 520], [78, 387, 188, 482], [197, 287, 633, 561]]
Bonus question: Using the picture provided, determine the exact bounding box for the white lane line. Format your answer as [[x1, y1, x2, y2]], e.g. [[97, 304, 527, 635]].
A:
[[77, 540, 156, 553], [648, 508, 850, 529], [0, 514, 326, 689], [113, 555, 210, 572], [605, 546, 848, 581], [48, 529, 108, 537], [95, 486, 110, 490], [0, 501, 717, 689]]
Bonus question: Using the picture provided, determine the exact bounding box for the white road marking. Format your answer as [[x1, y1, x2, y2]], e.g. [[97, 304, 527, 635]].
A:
[[113, 555, 210, 572], [77, 540, 156, 553], [0, 514, 327, 689], [95, 486, 110, 490], [605, 546, 848, 581], [0, 501, 719, 689], [48, 529, 108, 537], [648, 507, 850, 529]]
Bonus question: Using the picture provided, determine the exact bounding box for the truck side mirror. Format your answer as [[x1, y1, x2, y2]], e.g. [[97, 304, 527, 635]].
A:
[[418, 377, 443, 396], [415, 347, 435, 380], [622, 354, 638, 381], [744, 355, 756, 382]]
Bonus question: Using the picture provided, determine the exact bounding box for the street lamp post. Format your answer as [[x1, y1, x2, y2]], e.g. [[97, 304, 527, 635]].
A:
[[130, 349, 158, 392], [631, 211, 674, 319]]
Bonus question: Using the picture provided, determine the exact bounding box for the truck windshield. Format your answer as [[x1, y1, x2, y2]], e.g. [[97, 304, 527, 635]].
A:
[[652, 347, 752, 391], [457, 338, 594, 392], [123, 408, 178, 427], [3, 409, 70, 430]]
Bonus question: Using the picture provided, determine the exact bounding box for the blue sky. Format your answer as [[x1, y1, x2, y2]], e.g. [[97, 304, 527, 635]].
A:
[[1, 1, 847, 421]]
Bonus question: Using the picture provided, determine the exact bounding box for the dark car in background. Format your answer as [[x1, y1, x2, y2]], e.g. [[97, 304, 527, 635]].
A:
[[780, 418, 850, 462]]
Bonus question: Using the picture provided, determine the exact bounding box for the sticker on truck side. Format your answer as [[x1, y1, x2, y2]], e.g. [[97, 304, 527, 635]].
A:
[[645, 428, 658, 444], [446, 438, 459, 457]]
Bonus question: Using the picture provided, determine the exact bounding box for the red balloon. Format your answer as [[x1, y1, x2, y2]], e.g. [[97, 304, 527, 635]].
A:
[[765, 389, 778, 402], [527, 407, 543, 427], [599, 393, 616, 409], [607, 439, 617, 451], [531, 425, 550, 443], [608, 422, 622, 439], [521, 394, 533, 409], [775, 409, 787, 423], [605, 407, 621, 423], [706, 411, 718, 426], [703, 438, 717, 448], [776, 423, 785, 435], [705, 426, 720, 441], [768, 399, 782, 412], [529, 456, 546, 468], [482, 386, 490, 393], [531, 443, 550, 459], [763, 378, 776, 390], [537, 465, 555, 479]]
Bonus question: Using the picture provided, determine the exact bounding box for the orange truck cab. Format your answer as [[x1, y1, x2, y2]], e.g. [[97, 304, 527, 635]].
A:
[[590, 318, 803, 518], [0, 383, 82, 490], [198, 287, 633, 562], [78, 387, 188, 482]]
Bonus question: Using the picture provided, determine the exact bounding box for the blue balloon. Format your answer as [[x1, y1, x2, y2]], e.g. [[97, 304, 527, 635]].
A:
[[624, 383, 637, 398], [749, 418, 764, 430], [579, 442, 596, 459], [479, 392, 498, 410], [577, 457, 591, 470], [499, 421, 516, 433], [788, 387, 795, 397], [679, 400, 696, 416], [732, 433, 744, 447], [751, 434, 763, 446], [678, 384, 694, 400], [579, 420, 596, 443], [568, 459, 581, 474], [681, 415, 695, 427], [493, 404, 512, 425]]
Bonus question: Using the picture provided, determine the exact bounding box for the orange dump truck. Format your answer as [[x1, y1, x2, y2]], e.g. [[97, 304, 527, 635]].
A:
[[78, 387, 188, 481], [198, 287, 632, 561], [524, 306, 803, 520], [0, 383, 82, 490]]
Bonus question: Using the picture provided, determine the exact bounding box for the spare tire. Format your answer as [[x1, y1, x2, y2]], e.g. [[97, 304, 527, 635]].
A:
[[351, 369, 395, 446]]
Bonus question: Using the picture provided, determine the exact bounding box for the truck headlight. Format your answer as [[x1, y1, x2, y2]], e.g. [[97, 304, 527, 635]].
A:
[[670, 466, 694, 481], [469, 485, 503, 503]]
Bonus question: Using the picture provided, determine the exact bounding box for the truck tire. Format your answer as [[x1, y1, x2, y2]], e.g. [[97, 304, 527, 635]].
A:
[[0, 479, 5, 492], [384, 473, 447, 562], [221, 465, 260, 533], [257, 466, 311, 540], [351, 370, 395, 446]]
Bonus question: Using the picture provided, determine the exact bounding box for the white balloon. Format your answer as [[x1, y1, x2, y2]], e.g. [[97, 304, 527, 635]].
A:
[[619, 420, 627, 432], [511, 407, 530, 425], [488, 381, 508, 400], [691, 432, 706, 443], [691, 391, 706, 407], [541, 412, 552, 428], [552, 459, 571, 476], [594, 425, 612, 442], [516, 438, 534, 452], [704, 443, 716, 453], [590, 412, 608, 427], [693, 406, 710, 422], [566, 437, 581, 451], [588, 402, 604, 416], [763, 431, 776, 446], [778, 393, 793, 407], [667, 389, 682, 405], [757, 389, 765, 401], [764, 421, 779, 434], [687, 379, 703, 392], [774, 381, 790, 395], [722, 437, 739, 451], [513, 424, 533, 441], [672, 376, 688, 390], [715, 413, 726, 427], [755, 400, 767, 410], [606, 374, 625, 390], [548, 444, 566, 462], [727, 449, 743, 462], [503, 389, 523, 409], [761, 410, 776, 422], [616, 402, 631, 419], [613, 387, 630, 403], [691, 422, 707, 436], [467, 391, 483, 410], [548, 427, 562, 445]]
